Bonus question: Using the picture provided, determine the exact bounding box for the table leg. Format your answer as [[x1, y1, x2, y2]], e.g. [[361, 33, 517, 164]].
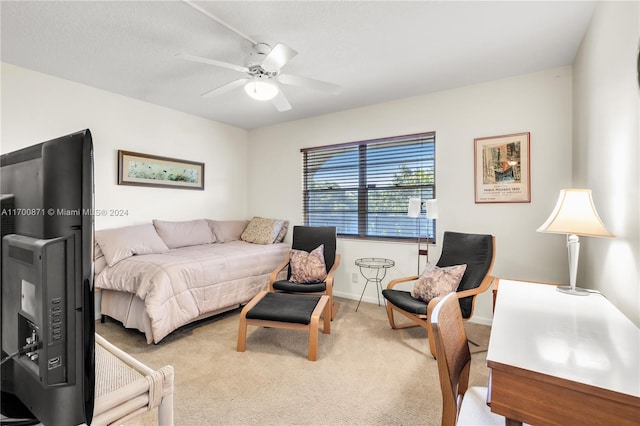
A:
[[376, 278, 384, 307], [356, 266, 390, 310], [374, 267, 388, 306], [356, 278, 370, 312]]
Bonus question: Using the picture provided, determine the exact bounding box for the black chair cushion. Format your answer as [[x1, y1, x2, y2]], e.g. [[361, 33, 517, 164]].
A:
[[381, 289, 428, 315], [436, 231, 493, 318], [246, 292, 322, 325], [290, 226, 337, 273], [272, 279, 327, 294]]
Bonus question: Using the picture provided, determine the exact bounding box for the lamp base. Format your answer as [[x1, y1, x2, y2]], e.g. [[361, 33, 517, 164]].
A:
[[556, 285, 590, 296]]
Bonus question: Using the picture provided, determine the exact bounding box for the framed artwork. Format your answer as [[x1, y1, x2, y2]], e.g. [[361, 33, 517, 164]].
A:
[[117, 150, 205, 190], [474, 132, 530, 203]]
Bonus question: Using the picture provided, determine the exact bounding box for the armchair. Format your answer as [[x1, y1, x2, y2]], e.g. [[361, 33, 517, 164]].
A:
[[268, 226, 340, 319], [381, 231, 495, 357]]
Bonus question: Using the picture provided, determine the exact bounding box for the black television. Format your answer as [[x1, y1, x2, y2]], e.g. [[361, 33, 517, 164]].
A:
[[0, 130, 95, 425]]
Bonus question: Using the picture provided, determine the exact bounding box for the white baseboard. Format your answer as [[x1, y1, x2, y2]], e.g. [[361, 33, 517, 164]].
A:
[[468, 316, 492, 326], [334, 290, 380, 305]]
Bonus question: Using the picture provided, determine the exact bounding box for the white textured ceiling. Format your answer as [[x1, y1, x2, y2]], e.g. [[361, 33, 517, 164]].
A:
[[1, 1, 596, 130]]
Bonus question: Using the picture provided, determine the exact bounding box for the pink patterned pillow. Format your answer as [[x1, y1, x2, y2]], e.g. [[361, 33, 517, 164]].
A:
[[411, 263, 467, 303], [289, 245, 328, 284]]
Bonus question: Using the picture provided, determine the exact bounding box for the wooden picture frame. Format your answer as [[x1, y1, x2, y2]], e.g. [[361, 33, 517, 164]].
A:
[[474, 132, 530, 203], [117, 150, 204, 190]]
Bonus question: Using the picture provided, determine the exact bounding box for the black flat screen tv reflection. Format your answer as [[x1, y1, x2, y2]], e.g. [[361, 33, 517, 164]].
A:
[[1, 130, 95, 425]]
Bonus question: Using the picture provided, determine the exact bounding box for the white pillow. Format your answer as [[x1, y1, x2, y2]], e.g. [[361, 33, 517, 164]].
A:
[[93, 241, 107, 275], [207, 220, 249, 243], [275, 220, 289, 243], [95, 223, 170, 267], [153, 219, 215, 248]]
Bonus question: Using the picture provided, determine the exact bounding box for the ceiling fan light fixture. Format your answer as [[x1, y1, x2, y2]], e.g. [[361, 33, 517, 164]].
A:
[[244, 79, 278, 101]]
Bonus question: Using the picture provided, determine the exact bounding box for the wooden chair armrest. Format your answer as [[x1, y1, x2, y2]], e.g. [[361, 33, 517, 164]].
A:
[[324, 254, 341, 290], [386, 275, 420, 290], [455, 275, 495, 299], [268, 252, 292, 290]]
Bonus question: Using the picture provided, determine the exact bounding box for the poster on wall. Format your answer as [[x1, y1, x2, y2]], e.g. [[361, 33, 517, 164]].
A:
[[474, 132, 530, 203], [118, 150, 205, 190]]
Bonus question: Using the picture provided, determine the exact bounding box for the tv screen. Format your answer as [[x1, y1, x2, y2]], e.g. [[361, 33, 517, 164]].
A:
[[1, 129, 95, 425]]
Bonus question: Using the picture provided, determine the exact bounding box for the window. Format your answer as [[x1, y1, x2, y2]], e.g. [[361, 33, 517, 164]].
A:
[[301, 132, 435, 241]]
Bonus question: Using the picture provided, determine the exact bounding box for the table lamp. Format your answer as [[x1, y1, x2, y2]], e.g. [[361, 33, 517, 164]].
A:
[[536, 189, 614, 295]]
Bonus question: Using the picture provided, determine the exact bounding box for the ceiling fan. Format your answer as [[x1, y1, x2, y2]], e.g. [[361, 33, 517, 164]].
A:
[[178, 0, 341, 112]]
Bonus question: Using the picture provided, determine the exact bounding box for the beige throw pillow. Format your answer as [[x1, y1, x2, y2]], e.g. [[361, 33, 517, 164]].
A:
[[207, 220, 249, 243], [411, 263, 467, 303], [95, 224, 170, 267], [153, 219, 215, 248], [241, 217, 285, 245], [289, 245, 328, 284]]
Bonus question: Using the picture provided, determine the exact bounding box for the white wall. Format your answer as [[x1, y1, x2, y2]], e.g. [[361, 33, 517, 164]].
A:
[[573, 1, 640, 326], [248, 67, 573, 324], [1, 63, 249, 231], [8, 11, 635, 328]]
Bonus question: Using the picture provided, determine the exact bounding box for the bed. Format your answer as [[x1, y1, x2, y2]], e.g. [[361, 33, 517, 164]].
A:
[[95, 218, 290, 344]]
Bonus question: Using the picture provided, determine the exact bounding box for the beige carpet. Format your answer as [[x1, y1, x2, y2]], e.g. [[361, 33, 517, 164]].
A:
[[95, 297, 492, 426]]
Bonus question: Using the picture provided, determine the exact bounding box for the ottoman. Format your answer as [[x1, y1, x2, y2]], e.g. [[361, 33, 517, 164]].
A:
[[237, 291, 331, 361]]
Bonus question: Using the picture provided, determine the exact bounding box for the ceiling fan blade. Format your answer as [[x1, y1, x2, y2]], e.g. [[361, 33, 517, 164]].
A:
[[182, 0, 257, 45], [177, 53, 249, 73], [261, 43, 298, 72], [201, 78, 248, 98], [272, 89, 292, 112], [278, 73, 341, 95]]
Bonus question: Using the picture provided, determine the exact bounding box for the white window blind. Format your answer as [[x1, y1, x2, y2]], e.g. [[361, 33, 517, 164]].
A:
[[301, 132, 436, 241]]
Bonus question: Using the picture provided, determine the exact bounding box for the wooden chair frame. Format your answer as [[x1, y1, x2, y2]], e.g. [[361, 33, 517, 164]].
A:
[[428, 293, 469, 426], [430, 292, 503, 426], [268, 252, 341, 320], [384, 236, 496, 358]]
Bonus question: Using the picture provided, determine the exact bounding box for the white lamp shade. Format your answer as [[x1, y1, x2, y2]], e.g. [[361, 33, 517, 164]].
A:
[[407, 198, 421, 218], [244, 79, 278, 101], [537, 189, 614, 237], [425, 199, 438, 219]]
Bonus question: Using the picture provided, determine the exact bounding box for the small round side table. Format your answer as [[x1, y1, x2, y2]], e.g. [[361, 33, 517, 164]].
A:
[[355, 257, 395, 311]]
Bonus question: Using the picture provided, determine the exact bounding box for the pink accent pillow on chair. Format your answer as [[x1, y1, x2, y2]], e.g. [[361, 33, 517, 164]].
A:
[[411, 263, 467, 303], [289, 245, 328, 284]]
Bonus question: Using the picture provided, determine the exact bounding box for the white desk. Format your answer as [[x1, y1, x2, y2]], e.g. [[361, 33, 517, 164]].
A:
[[487, 280, 640, 426]]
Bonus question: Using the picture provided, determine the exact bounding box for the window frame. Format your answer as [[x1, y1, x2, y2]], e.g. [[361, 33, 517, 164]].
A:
[[301, 132, 436, 243]]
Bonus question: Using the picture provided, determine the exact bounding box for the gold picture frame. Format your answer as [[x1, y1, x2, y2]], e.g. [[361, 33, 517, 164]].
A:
[[117, 150, 204, 190], [474, 132, 530, 203]]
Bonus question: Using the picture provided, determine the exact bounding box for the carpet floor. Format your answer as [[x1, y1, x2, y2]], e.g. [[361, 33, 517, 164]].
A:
[[95, 297, 492, 426]]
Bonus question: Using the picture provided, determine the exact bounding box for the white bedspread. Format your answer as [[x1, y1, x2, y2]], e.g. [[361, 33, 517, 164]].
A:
[[95, 241, 290, 342]]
